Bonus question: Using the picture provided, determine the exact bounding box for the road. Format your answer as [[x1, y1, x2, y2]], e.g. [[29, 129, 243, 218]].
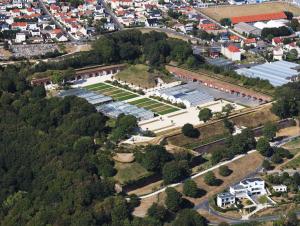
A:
[[38, 0, 76, 41], [101, 0, 124, 30], [139, 150, 257, 199]]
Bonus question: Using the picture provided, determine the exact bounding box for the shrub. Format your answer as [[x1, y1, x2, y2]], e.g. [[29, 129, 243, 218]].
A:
[[218, 165, 232, 177], [182, 123, 200, 138], [183, 179, 199, 198]]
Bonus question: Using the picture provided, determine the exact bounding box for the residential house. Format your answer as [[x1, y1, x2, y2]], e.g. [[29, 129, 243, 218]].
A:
[[221, 43, 241, 61], [15, 32, 26, 43], [217, 192, 236, 208], [230, 178, 267, 198], [273, 46, 284, 60], [272, 185, 287, 193]]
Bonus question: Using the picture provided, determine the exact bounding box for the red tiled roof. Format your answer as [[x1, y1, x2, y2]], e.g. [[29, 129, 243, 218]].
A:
[[231, 11, 287, 24], [244, 38, 256, 44], [272, 37, 283, 44], [227, 45, 240, 53], [12, 22, 27, 27]]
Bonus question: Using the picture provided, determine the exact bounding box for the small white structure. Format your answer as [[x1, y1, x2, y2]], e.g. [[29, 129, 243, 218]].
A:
[[15, 32, 26, 43], [217, 192, 236, 208], [272, 185, 287, 193], [230, 178, 267, 198], [273, 46, 284, 61]]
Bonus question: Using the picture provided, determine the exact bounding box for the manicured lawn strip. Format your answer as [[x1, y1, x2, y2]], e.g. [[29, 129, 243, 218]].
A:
[[104, 89, 125, 96], [129, 98, 150, 105], [116, 94, 139, 101], [150, 105, 172, 112], [158, 108, 179, 115], [89, 85, 112, 92], [85, 83, 111, 89], [111, 92, 137, 98], [135, 101, 157, 107], [136, 102, 162, 108]]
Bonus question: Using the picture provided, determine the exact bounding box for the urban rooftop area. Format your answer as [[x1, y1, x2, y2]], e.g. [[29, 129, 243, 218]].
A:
[[1, 0, 300, 225]]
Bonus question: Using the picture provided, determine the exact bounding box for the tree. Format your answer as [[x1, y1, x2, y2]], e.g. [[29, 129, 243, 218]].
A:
[[256, 137, 272, 157], [198, 108, 212, 122], [286, 211, 298, 226], [223, 118, 235, 134], [111, 114, 138, 141], [162, 160, 190, 184], [147, 203, 167, 222], [31, 85, 46, 98], [182, 123, 200, 138], [220, 18, 231, 27], [284, 11, 294, 20], [286, 49, 298, 61], [165, 187, 183, 212], [204, 171, 220, 186], [183, 179, 199, 198], [222, 104, 234, 116], [173, 209, 207, 226], [218, 165, 232, 177], [210, 148, 224, 165], [263, 122, 277, 141], [262, 159, 272, 170], [271, 153, 283, 164], [136, 145, 173, 172]]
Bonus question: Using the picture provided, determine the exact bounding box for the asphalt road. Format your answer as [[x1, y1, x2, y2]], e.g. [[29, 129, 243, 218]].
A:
[[101, 0, 124, 30], [38, 0, 75, 41]]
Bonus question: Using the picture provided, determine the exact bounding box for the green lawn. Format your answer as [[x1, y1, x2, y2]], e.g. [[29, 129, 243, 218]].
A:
[[281, 155, 300, 169], [114, 161, 151, 185], [129, 97, 179, 115], [85, 82, 139, 101]]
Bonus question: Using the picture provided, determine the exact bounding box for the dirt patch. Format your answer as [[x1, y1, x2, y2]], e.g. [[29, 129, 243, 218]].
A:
[[113, 153, 135, 163], [199, 2, 300, 21], [167, 120, 228, 148], [132, 151, 263, 217], [231, 105, 278, 128]]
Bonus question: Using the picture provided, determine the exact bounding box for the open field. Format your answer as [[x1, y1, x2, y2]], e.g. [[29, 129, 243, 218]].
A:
[[129, 98, 179, 115], [132, 151, 263, 217], [114, 161, 151, 185], [199, 2, 300, 21], [167, 104, 278, 148], [115, 64, 175, 88], [85, 82, 139, 101]]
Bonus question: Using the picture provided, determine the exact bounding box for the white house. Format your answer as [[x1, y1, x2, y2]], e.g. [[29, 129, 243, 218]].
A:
[[230, 178, 267, 198], [217, 192, 236, 208], [15, 32, 26, 43], [273, 46, 284, 60], [272, 185, 287, 193], [221, 44, 241, 61], [56, 33, 68, 42]]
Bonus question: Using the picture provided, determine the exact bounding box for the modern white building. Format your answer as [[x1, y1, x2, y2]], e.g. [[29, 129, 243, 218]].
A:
[[272, 185, 287, 193], [217, 192, 236, 208], [230, 178, 267, 198], [217, 178, 267, 208]]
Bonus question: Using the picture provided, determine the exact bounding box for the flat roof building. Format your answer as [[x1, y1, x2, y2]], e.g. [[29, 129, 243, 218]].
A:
[[235, 60, 300, 86], [154, 83, 214, 107], [234, 22, 262, 37], [58, 88, 113, 105], [96, 101, 154, 121]]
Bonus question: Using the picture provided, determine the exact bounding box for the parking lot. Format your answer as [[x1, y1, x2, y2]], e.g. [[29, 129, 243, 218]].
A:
[[85, 82, 139, 101], [129, 98, 180, 115]]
